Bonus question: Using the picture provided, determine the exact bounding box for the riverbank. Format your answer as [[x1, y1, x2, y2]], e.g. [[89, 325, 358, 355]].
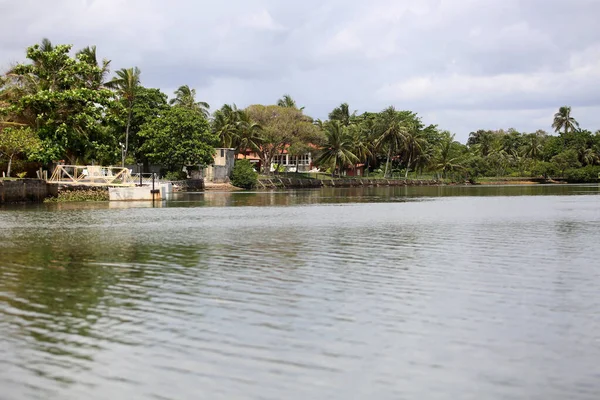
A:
[[0, 179, 58, 203]]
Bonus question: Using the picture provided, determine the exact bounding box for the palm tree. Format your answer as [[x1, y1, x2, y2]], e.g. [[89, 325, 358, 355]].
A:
[[277, 94, 304, 110], [170, 85, 210, 117], [375, 106, 409, 178], [76, 45, 111, 90], [316, 121, 359, 177], [329, 103, 356, 126], [402, 123, 427, 178], [435, 133, 464, 179], [552, 106, 579, 135], [212, 104, 262, 154], [106, 67, 141, 165], [524, 132, 544, 160]]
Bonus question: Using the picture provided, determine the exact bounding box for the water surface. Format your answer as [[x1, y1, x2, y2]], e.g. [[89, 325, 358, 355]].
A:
[[1, 185, 600, 399]]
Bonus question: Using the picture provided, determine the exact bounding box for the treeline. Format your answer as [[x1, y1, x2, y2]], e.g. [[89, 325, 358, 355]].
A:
[[1, 39, 600, 182]]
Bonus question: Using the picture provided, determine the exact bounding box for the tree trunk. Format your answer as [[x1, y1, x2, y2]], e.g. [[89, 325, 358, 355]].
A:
[[384, 147, 391, 178], [124, 106, 132, 167], [332, 157, 337, 178], [6, 154, 13, 177], [405, 153, 412, 178]]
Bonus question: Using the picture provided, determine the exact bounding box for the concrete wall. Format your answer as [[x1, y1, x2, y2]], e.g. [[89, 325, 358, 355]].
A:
[[205, 148, 236, 183], [0, 179, 58, 203], [257, 177, 442, 189], [109, 183, 172, 201]]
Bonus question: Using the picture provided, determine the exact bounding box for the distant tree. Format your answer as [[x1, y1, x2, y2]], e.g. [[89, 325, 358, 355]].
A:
[[0, 127, 41, 177], [106, 67, 141, 165], [316, 121, 359, 177], [245, 104, 319, 174], [551, 149, 581, 176], [138, 107, 218, 173], [170, 85, 210, 117], [328, 103, 356, 126], [552, 106, 579, 135], [375, 106, 413, 178], [276, 94, 304, 110]]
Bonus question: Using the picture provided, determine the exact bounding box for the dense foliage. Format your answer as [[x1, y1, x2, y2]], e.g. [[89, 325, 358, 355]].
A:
[[230, 159, 258, 189], [2, 39, 600, 182]]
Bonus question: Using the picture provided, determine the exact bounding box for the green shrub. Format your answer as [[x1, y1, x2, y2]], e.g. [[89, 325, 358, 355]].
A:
[[564, 165, 600, 183], [231, 159, 258, 189], [163, 170, 187, 181], [45, 188, 109, 202]]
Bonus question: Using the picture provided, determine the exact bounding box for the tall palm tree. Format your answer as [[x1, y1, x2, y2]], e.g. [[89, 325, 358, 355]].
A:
[[316, 121, 359, 177], [552, 106, 579, 135], [170, 85, 210, 117], [106, 67, 141, 165], [402, 123, 427, 177], [375, 106, 409, 178]]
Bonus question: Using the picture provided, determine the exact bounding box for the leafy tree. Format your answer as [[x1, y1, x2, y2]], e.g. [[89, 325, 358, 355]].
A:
[[245, 104, 319, 174], [170, 85, 210, 117], [551, 149, 581, 176], [230, 159, 258, 189], [552, 106, 579, 135], [115, 86, 169, 163], [138, 107, 218, 173], [1, 39, 119, 163], [316, 121, 359, 177], [0, 127, 41, 176], [106, 67, 141, 165]]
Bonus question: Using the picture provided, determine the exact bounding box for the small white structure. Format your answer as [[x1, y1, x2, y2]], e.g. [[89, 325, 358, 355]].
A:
[[109, 183, 172, 201]]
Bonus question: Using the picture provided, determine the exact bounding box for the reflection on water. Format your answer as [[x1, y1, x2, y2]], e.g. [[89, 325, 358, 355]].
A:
[[1, 186, 600, 399]]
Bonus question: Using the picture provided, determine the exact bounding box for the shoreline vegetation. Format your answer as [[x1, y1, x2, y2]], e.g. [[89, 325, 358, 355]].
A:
[[1, 39, 600, 192]]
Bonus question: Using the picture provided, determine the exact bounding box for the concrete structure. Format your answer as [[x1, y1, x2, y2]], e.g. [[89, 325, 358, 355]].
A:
[[0, 179, 58, 203], [109, 183, 172, 201], [204, 148, 235, 183]]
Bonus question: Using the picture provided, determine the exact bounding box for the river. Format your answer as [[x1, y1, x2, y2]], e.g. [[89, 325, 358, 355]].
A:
[[1, 185, 599, 399]]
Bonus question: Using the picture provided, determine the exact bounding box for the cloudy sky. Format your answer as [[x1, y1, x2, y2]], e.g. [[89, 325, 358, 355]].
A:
[[1, 0, 600, 142]]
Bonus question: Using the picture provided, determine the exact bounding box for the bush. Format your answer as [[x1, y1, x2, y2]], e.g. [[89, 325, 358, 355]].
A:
[[45, 188, 109, 202], [163, 170, 187, 181], [231, 159, 258, 189], [564, 165, 600, 183]]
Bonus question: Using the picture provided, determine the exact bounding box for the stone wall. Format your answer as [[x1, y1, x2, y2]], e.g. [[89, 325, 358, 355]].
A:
[[0, 179, 58, 203], [257, 177, 441, 189]]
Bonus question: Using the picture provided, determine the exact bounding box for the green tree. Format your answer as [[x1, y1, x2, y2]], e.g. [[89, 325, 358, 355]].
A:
[[170, 85, 210, 117], [138, 107, 217, 173], [0, 127, 41, 176], [375, 107, 412, 178], [551, 149, 581, 176], [245, 104, 319, 174], [1, 39, 119, 163], [230, 159, 258, 189], [434, 132, 465, 179], [106, 67, 141, 165], [276, 94, 303, 110], [328, 103, 356, 126], [552, 106, 579, 135], [316, 121, 359, 177]]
